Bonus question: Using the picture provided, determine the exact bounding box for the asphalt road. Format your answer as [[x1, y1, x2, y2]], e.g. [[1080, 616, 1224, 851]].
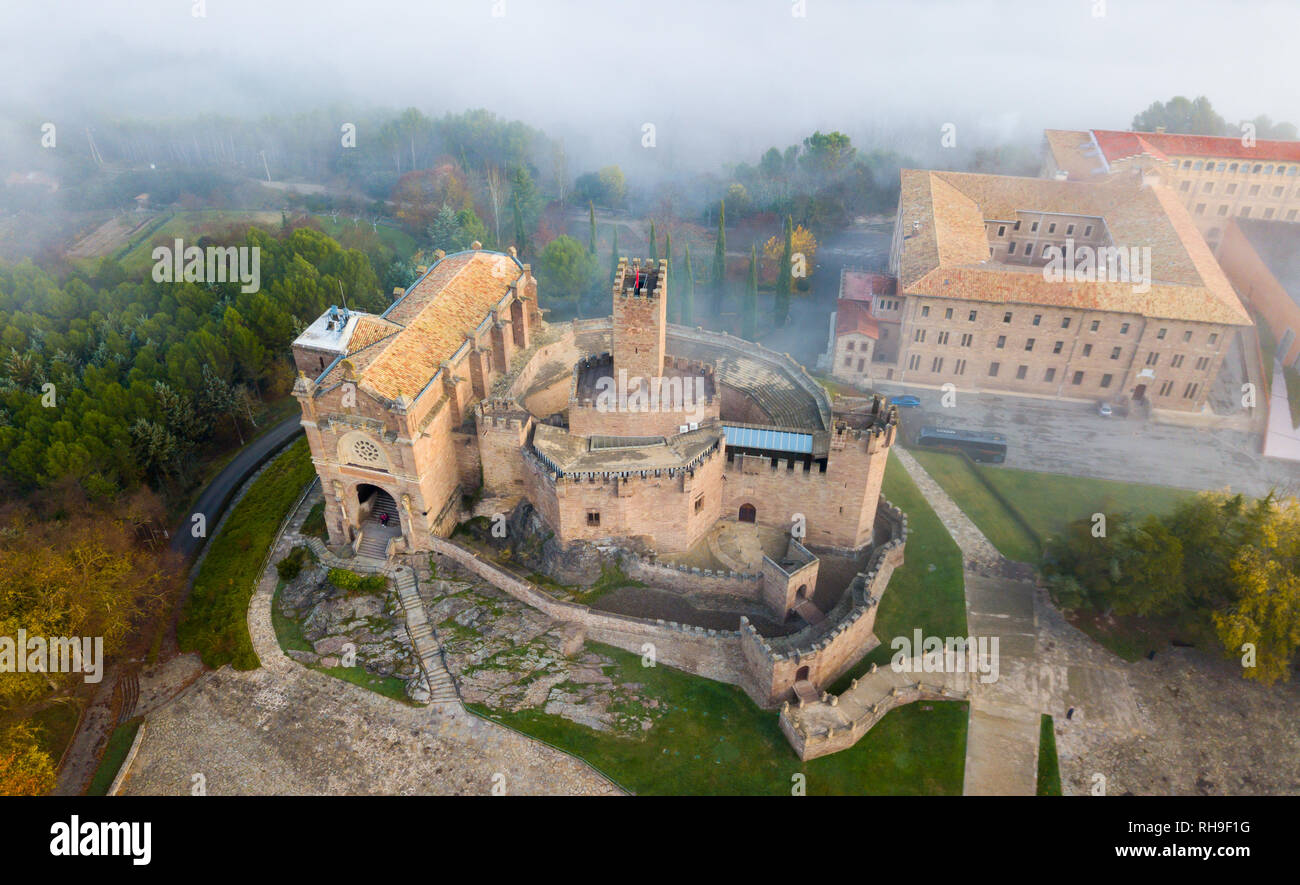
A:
[[170, 414, 304, 557]]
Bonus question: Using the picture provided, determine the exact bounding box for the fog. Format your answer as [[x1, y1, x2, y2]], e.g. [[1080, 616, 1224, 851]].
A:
[[3, 0, 1299, 171]]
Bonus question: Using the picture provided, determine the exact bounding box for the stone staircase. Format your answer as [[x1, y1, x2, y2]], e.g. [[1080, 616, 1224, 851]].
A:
[[356, 496, 401, 559], [385, 564, 461, 706]]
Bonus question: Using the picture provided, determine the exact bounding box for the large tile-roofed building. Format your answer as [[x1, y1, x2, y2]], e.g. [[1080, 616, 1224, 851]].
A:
[[885, 168, 1251, 411], [1042, 128, 1300, 249], [894, 169, 1249, 326]]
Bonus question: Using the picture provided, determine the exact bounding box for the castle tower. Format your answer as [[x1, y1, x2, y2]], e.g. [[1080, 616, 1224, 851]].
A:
[[823, 395, 899, 549], [611, 257, 667, 381]]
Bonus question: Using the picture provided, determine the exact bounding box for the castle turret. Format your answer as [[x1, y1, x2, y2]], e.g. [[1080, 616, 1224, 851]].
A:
[[611, 257, 667, 381]]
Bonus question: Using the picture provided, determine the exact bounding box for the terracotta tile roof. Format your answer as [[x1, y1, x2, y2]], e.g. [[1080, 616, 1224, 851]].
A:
[[839, 271, 895, 302], [835, 299, 880, 338], [896, 169, 1252, 326], [318, 250, 523, 399], [1047, 128, 1300, 175], [346, 315, 402, 354]]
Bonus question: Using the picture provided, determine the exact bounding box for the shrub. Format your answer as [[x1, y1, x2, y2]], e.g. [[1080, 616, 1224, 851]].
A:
[[276, 546, 306, 581]]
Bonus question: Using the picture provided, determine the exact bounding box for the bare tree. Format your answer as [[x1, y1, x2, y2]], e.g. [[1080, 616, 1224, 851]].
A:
[[552, 142, 570, 208], [484, 165, 505, 246]]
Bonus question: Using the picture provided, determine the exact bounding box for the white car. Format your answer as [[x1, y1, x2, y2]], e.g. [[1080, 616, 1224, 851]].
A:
[[1097, 402, 1114, 417]]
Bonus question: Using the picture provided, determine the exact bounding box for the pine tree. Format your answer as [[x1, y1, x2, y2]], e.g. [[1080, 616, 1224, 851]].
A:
[[681, 245, 695, 326], [649, 220, 658, 262], [588, 201, 597, 254], [742, 244, 758, 340], [775, 214, 794, 327], [711, 200, 726, 313]]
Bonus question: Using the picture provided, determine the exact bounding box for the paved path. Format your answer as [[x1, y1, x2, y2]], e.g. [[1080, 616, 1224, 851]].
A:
[[171, 414, 303, 557], [118, 487, 622, 796], [893, 447, 1042, 795]]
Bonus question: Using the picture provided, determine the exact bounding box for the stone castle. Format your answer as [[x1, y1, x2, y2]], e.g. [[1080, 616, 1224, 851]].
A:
[[291, 247, 919, 745]]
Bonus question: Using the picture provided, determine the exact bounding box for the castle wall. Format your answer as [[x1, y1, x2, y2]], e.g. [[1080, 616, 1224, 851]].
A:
[[568, 397, 720, 438], [722, 422, 894, 551], [525, 445, 724, 553], [612, 259, 667, 380]]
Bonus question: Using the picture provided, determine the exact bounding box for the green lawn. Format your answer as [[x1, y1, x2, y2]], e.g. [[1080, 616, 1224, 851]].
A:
[[85, 718, 142, 796], [908, 448, 1195, 563], [313, 215, 418, 259], [117, 210, 285, 272], [470, 450, 971, 795], [471, 640, 967, 795], [1036, 714, 1062, 796], [178, 439, 315, 670]]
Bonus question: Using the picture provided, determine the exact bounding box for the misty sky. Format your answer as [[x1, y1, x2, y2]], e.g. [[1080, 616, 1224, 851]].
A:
[[3, 0, 1298, 168]]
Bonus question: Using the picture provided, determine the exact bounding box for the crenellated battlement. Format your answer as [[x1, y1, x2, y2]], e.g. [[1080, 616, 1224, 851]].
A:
[[612, 257, 667, 299]]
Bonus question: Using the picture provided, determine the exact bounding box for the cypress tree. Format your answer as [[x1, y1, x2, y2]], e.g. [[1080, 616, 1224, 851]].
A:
[[588, 201, 597, 254], [649, 220, 658, 262], [776, 214, 794, 327], [609, 225, 620, 280], [682, 245, 695, 326], [512, 194, 527, 257], [711, 201, 726, 313], [742, 244, 758, 340], [663, 230, 674, 322]]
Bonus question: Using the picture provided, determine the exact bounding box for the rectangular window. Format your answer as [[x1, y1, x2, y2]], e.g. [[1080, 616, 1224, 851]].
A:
[[694, 497, 704, 513], [844, 356, 852, 366], [937, 331, 949, 345], [1007, 241, 1017, 255], [1033, 314, 1042, 326], [1072, 371, 1084, 385], [997, 225, 1006, 236], [1025, 338, 1036, 351], [1052, 341, 1063, 355], [960, 333, 973, 347], [1003, 312, 1013, 323], [921, 305, 930, 317], [1184, 382, 1199, 399], [945, 307, 954, 319], [1159, 380, 1173, 396], [908, 354, 921, 371], [1048, 223, 1057, 234], [1110, 346, 1122, 359], [1082, 343, 1093, 357], [1157, 328, 1167, 340], [954, 359, 966, 375], [1090, 320, 1100, 332], [846, 341, 855, 351], [1101, 373, 1112, 388], [1146, 352, 1159, 367], [1016, 365, 1028, 380], [996, 335, 1006, 348], [1066, 224, 1075, 235], [1120, 322, 1130, 334], [1084, 225, 1093, 236], [1209, 333, 1218, 345], [586, 511, 601, 526], [1170, 354, 1184, 368], [931, 356, 944, 373], [1044, 367, 1056, 382], [1195, 356, 1210, 371], [914, 329, 925, 343], [1061, 317, 1072, 329], [1031, 221, 1039, 232], [989, 362, 1000, 377], [969, 310, 978, 321], [857, 358, 865, 372]]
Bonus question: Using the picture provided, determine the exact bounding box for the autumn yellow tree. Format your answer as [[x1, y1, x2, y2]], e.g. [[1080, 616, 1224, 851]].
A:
[[763, 224, 817, 289], [0, 723, 56, 796], [1214, 498, 1300, 685]]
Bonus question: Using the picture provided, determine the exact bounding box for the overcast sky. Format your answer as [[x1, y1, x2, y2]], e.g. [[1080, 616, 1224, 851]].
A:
[[3, 0, 1297, 168]]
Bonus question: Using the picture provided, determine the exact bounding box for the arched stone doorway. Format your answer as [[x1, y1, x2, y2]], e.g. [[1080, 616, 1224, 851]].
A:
[[795, 665, 810, 682], [356, 484, 401, 532], [738, 503, 756, 523], [795, 584, 808, 601]]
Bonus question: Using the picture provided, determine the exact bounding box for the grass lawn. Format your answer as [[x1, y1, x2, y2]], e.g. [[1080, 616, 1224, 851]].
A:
[[117, 210, 284, 273], [908, 448, 1195, 563], [471, 641, 967, 795], [313, 215, 418, 259], [85, 718, 142, 796], [178, 439, 315, 670], [1036, 714, 1062, 796], [28, 701, 83, 769]]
